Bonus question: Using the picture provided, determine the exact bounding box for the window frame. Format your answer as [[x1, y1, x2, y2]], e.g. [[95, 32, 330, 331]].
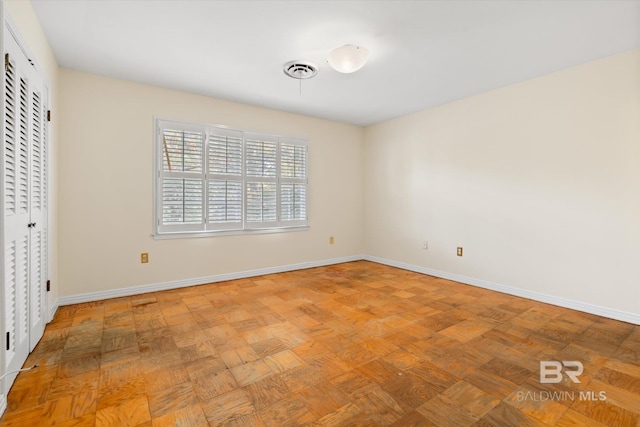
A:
[[153, 118, 309, 239]]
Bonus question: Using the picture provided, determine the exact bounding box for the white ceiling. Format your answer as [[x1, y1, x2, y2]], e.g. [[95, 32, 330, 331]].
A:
[[32, 0, 640, 126]]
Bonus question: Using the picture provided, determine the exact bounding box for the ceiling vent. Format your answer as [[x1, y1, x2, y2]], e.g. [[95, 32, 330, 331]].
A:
[[283, 61, 318, 79]]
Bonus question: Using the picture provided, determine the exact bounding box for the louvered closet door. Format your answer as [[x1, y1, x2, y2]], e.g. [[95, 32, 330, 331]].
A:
[[2, 29, 31, 382], [28, 76, 46, 350]]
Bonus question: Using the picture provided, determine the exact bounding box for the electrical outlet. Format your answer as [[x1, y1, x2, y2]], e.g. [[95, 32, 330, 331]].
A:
[[457, 247, 463, 257], [422, 241, 428, 250], [329, 236, 335, 245], [141, 252, 149, 263]]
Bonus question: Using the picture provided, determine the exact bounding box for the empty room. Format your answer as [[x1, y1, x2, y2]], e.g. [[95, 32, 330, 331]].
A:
[[1, 0, 639, 426]]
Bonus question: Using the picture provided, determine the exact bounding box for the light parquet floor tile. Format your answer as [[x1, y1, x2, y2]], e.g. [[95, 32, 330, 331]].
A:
[[1, 261, 639, 426]]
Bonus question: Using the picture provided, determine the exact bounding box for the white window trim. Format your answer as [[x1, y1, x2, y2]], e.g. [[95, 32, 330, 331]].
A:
[[153, 118, 309, 239]]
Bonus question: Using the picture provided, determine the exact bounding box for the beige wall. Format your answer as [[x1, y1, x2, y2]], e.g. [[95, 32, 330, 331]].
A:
[[6, 0, 639, 321], [58, 69, 364, 297], [364, 49, 640, 316], [4, 0, 60, 311]]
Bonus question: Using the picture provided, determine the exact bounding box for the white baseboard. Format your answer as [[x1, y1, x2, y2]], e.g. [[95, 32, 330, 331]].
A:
[[363, 254, 640, 325], [56, 255, 363, 307], [48, 300, 59, 323]]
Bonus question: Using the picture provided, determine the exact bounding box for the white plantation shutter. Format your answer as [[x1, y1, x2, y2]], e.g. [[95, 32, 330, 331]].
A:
[[162, 178, 203, 224], [158, 121, 205, 232], [155, 120, 308, 236], [280, 139, 308, 226], [245, 134, 278, 228], [207, 128, 243, 230]]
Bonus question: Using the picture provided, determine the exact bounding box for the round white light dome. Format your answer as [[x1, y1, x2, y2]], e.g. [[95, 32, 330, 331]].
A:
[[327, 45, 369, 74]]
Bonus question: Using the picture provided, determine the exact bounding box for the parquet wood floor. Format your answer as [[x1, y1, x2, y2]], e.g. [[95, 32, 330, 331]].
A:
[[1, 261, 639, 426]]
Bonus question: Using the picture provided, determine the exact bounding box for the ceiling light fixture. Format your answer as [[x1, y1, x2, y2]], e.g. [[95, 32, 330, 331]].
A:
[[327, 45, 369, 74]]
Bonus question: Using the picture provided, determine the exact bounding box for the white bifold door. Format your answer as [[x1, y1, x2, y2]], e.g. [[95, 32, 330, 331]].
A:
[[2, 22, 48, 392]]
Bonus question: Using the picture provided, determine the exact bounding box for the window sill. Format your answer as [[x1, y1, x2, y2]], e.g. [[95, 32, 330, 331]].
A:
[[153, 226, 310, 240]]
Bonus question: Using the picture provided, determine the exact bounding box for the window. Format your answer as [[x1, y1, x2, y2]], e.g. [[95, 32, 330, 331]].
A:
[[155, 119, 308, 237]]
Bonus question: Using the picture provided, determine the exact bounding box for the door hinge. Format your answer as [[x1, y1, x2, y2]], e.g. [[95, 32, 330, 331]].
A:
[[4, 53, 9, 71], [6, 332, 9, 350], [47, 110, 51, 122], [46, 280, 51, 292]]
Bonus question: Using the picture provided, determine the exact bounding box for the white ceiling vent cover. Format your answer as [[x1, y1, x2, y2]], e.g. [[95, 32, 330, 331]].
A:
[[283, 61, 318, 79]]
